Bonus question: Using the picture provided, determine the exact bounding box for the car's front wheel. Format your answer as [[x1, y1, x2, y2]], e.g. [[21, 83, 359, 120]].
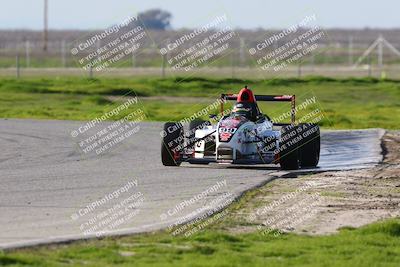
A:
[[161, 122, 184, 166]]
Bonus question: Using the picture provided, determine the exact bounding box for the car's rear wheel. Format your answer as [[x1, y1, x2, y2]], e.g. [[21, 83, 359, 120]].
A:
[[279, 124, 299, 170], [161, 122, 184, 166], [299, 124, 320, 168]]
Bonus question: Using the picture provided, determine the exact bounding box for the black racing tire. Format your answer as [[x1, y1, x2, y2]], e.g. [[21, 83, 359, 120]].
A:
[[279, 124, 300, 170], [161, 122, 184, 166], [298, 123, 320, 168]]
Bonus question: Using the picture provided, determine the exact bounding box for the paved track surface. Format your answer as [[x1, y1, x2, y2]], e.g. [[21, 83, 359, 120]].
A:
[[0, 119, 384, 249]]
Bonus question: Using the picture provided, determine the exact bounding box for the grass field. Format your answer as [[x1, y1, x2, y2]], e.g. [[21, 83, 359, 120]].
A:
[[0, 76, 399, 129], [2, 200, 400, 266]]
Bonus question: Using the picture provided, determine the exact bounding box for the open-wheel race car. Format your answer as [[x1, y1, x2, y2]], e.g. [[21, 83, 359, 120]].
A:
[[161, 86, 320, 170]]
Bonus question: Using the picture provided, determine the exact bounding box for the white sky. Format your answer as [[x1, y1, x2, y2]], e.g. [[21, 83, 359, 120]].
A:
[[0, 0, 399, 29]]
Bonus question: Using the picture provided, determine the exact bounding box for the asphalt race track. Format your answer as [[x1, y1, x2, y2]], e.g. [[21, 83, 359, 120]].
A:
[[0, 119, 384, 249]]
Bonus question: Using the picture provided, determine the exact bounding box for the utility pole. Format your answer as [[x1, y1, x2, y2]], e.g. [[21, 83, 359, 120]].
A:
[[61, 40, 66, 67], [161, 54, 166, 78], [25, 40, 30, 68], [377, 35, 383, 68], [297, 63, 302, 78], [132, 53, 136, 68], [16, 54, 20, 78], [43, 0, 48, 51], [368, 55, 372, 77], [348, 36, 353, 65]]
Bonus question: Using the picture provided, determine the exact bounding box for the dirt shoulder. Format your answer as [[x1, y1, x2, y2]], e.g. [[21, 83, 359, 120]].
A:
[[226, 130, 400, 235]]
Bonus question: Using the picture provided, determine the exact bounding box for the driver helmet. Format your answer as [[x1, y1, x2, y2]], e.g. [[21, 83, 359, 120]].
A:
[[232, 102, 252, 119]]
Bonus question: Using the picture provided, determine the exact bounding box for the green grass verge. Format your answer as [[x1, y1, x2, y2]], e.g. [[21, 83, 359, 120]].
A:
[[2, 219, 400, 266], [0, 76, 399, 129], [1, 169, 399, 266]]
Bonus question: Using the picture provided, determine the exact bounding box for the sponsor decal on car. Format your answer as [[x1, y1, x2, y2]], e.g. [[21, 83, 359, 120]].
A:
[[219, 127, 237, 142], [219, 132, 232, 142], [218, 128, 237, 134]]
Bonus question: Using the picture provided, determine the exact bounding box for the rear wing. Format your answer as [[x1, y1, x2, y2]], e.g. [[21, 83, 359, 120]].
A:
[[220, 93, 296, 123]]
